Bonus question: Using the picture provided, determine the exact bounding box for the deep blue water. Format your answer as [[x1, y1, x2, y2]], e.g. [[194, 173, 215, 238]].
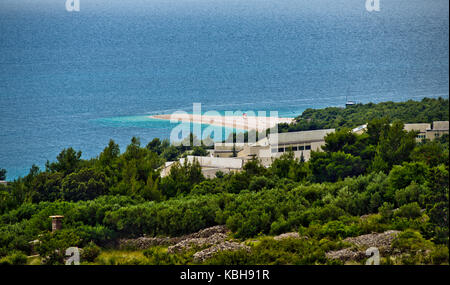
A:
[[0, 0, 448, 179]]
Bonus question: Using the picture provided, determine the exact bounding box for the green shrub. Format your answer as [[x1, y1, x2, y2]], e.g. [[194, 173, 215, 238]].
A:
[[204, 249, 254, 265], [392, 229, 433, 253], [0, 251, 27, 265], [357, 214, 388, 234], [319, 220, 358, 239], [378, 202, 394, 222], [36, 229, 82, 265], [388, 162, 428, 190], [143, 247, 192, 265], [394, 183, 422, 207], [430, 244, 449, 265], [206, 237, 332, 265], [269, 217, 290, 235], [81, 242, 101, 262], [249, 176, 273, 192], [395, 202, 422, 219], [76, 225, 116, 246]]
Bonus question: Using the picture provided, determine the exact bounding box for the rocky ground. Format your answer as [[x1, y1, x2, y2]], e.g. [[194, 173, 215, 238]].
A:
[[164, 225, 252, 262], [119, 225, 251, 261], [273, 232, 304, 241], [121, 227, 403, 263], [118, 225, 230, 250], [343, 230, 400, 250], [167, 232, 229, 254], [120, 227, 312, 262], [326, 230, 401, 262], [193, 241, 251, 262]]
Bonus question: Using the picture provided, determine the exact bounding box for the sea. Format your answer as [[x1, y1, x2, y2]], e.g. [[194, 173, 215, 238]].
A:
[[0, 0, 448, 179]]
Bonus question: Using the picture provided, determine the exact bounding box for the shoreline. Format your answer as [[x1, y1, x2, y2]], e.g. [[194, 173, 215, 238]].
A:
[[149, 114, 294, 132]]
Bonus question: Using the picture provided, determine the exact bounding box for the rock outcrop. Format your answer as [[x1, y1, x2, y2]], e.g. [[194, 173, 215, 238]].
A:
[[186, 225, 230, 239], [119, 236, 178, 249], [119, 225, 230, 250], [325, 248, 366, 261], [326, 230, 400, 262], [273, 232, 304, 241], [119, 225, 252, 262], [343, 230, 400, 251], [167, 233, 229, 254], [193, 241, 251, 262]]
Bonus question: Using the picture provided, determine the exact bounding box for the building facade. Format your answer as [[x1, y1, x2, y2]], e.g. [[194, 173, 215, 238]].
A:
[[257, 129, 335, 164], [352, 121, 449, 142], [426, 121, 449, 140], [162, 121, 449, 179], [160, 155, 244, 179], [404, 123, 431, 141]]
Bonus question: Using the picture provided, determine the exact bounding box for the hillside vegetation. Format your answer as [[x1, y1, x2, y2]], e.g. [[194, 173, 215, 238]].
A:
[[0, 98, 448, 265], [278, 97, 449, 132]]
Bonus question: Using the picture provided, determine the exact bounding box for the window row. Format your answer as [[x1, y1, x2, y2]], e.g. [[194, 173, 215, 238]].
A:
[[271, 145, 311, 153]]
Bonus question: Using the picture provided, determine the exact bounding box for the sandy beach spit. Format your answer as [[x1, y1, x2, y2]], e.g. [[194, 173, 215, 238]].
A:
[[149, 114, 294, 131]]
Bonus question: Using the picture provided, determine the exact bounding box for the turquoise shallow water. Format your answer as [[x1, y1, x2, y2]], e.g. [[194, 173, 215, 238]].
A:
[[0, 0, 448, 179]]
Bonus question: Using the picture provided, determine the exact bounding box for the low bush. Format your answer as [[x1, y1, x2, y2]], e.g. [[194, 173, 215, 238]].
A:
[[81, 241, 101, 262], [0, 251, 27, 265]]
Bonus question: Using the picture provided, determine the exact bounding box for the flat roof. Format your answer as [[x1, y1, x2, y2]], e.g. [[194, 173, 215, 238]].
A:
[[352, 124, 367, 133], [433, 121, 449, 131], [268, 129, 335, 145], [182, 156, 243, 169], [404, 123, 431, 132]]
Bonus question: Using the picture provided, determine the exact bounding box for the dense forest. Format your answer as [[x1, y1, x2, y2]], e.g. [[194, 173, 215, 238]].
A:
[[0, 98, 448, 265], [278, 97, 449, 132]]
